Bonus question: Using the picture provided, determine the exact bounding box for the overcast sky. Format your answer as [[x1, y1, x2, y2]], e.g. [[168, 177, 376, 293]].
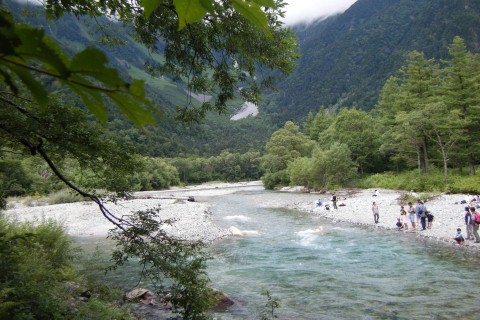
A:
[[282, 0, 358, 25], [16, 0, 357, 26]]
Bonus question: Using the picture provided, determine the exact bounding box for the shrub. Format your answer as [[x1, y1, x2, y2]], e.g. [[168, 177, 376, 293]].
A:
[[48, 189, 88, 205], [358, 169, 480, 194], [0, 217, 134, 319], [0, 217, 76, 318]]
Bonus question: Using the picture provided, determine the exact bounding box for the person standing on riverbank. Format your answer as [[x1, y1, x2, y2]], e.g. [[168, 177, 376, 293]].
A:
[[415, 200, 427, 231], [407, 202, 416, 230], [332, 194, 338, 210], [372, 202, 379, 224], [471, 207, 480, 243], [464, 206, 473, 240], [400, 206, 408, 230]]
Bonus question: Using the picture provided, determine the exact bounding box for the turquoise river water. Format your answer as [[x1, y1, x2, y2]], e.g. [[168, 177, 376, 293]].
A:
[[77, 188, 480, 319], [203, 189, 480, 320]]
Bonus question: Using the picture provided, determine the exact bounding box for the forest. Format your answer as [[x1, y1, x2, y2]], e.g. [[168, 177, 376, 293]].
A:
[[2, 36, 480, 205], [262, 37, 480, 192]]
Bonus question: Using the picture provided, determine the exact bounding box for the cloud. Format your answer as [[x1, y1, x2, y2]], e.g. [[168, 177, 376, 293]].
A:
[[282, 0, 358, 26]]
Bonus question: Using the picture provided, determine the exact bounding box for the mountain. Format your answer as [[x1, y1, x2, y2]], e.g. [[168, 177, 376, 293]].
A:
[[5, 0, 480, 156], [5, 0, 273, 156], [269, 0, 480, 121]]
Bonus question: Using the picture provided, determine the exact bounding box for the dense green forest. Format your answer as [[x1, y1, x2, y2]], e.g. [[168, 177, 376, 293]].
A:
[[271, 0, 480, 122], [262, 36, 480, 192], [7, 0, 480, 157], [2, 35, 478, 203]]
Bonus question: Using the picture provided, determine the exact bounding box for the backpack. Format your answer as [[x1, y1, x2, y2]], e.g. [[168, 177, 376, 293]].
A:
[[417, 205, 425, 217], [474, 213, 480, 224]]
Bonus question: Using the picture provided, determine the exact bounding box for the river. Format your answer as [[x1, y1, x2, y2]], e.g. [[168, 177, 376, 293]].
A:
[[76, 187, 480, 319], [204, 188, 480, 319]]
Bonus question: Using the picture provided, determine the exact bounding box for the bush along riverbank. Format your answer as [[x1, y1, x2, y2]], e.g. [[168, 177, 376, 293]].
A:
[[0, 216, 135, 319]]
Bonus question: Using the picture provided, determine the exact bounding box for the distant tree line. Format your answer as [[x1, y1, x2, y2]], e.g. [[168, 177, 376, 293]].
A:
[[3, 37, 478, 198], [0, 150, 263, 200]]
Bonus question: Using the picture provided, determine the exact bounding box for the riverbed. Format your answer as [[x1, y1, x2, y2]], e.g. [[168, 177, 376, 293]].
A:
[[6, 182, 480, 319]]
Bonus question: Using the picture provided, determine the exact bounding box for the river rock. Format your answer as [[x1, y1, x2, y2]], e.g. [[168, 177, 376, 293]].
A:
[[212, 292, 235, 312], [126, 288, 155, 303]]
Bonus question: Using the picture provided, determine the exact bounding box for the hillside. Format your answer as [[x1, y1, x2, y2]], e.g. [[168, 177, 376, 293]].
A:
[[6, 0, 480, 155], [5, 0, 273, 156], [270, 0, 480, 121]]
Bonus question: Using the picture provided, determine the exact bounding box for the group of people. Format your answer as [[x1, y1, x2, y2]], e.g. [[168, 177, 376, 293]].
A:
[[318, 190, 480, 246], [462, 194, 480, 206], [373, 199, 433, 231], [316, 193, 346, 210], [454, 206, 480, 244]]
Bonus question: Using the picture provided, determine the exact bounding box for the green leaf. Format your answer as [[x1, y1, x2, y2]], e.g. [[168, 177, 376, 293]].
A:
[[107, 92, 157, 128], [68, 81, 108, 125], [70, 47, 124, 87], [6, 61, 49, 108], [174, 0, 209, 30], [129, 80, 164, 120], [0, 67, 18, 96], [140, 0, 163, 18], [252, 0, 275, 7], [0, 10, 21, 56], [231, 0, 271, 36], [15, 26, 70, 77]]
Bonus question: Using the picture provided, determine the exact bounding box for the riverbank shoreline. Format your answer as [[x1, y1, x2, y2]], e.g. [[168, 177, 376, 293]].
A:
[[280, 187, 480, 255], [5, 181, 480, 254], [3, 181, 264, 242]]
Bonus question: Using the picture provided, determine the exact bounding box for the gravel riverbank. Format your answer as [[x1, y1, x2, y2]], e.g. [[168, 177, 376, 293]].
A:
[[5, 182, 480, 252], [281, 187, 480, 253], [4, 181, 263, 242]]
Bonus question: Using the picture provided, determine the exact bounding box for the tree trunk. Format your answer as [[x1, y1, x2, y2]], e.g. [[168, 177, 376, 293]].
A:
[[416, 144, 422, 174], [469, 154, 476, 175], [443, 158, 448, 182], [422, 138, 429, 173]]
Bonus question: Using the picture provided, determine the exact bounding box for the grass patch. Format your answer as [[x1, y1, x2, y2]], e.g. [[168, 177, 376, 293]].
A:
[[48, 189, 89, 205], [357, 168, 480, 194]]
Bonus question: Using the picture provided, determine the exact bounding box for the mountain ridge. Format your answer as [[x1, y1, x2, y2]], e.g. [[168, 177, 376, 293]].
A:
[[5, 0, 480, 156], [270, 0, 480, 121]]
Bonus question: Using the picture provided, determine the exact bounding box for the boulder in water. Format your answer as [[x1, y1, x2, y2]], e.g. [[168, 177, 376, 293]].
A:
[[228, 226, 259, 236], [126, 288, 155, 304], [213, 293, 235, 312]]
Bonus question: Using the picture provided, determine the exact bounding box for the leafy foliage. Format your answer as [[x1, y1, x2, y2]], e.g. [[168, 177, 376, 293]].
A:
[[260, 290, 280, 320], [40, 0, 298, 124], [261, 121, 314, 189], [376, 39, 480, 179], [0, 7, 158, 127], [107, 207, 215, 318], [265, 38, 479, 190], [0, 217, 133, 319], [357, 169, 480, 194]]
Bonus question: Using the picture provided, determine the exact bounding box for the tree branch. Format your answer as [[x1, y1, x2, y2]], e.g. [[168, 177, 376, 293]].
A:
[[32, 141, 129, 232]]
